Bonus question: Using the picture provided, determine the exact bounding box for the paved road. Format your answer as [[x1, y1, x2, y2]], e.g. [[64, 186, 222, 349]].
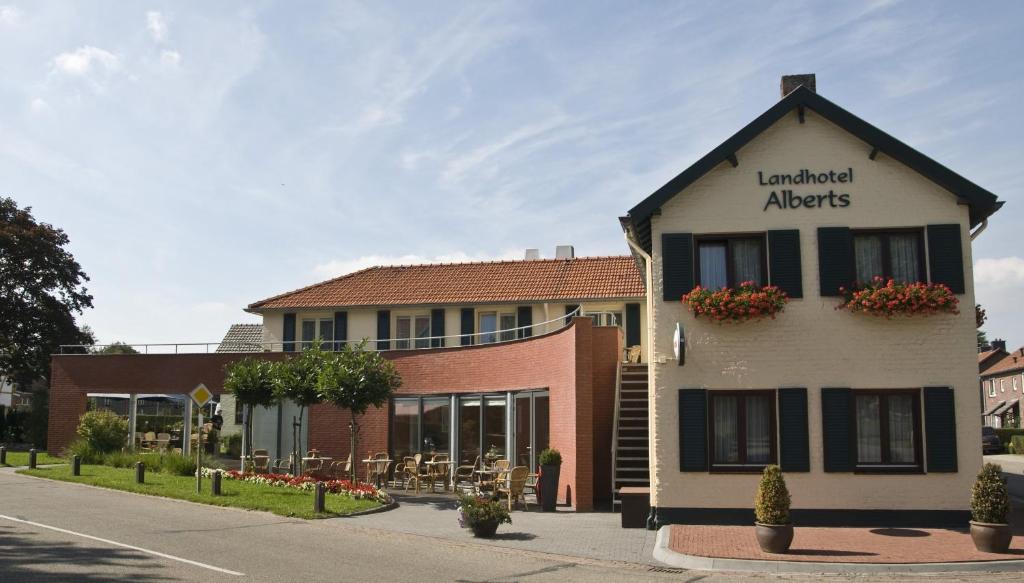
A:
[[0, 468, 1019, 582]]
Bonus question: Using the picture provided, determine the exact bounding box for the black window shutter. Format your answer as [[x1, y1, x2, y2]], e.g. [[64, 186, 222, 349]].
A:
[[460, 308, 474, 346], [662, 233, 694, 301], [565, 304, 579, 325], [927, 224, 965, 294], [376, 310, 391, 351], [817, 227, 853, 297], [768, 230, 803, 298], [778, 388, 809, 472], [924, 387, 958, 473], [517, 306, 533, 338], [333, 311, 347, 351], [821, 388, 852, 472], [430, 309, 445, 348], [283, 313, 296, 352], [625, 303, 641, 347], [678, 389, 707, 472]]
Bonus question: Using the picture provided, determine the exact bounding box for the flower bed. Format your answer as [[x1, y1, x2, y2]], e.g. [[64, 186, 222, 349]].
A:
[[682, 281, 788, 322], [837, 277, 959, 317], [200, 468, 391, 504]]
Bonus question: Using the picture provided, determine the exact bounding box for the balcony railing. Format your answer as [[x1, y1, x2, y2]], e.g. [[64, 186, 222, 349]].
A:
[[59, 307, 588, 355]]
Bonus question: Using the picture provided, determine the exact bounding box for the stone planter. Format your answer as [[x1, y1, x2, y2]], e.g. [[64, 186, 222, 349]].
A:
[[970, 521, 1012, 553], [539, 464, 561, 512], [755, 522, 794, 554], [470, 519, 499, 538]]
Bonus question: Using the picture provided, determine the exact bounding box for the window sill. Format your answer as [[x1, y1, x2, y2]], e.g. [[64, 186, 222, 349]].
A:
[[853, 466, 924, 475], [709, 466, 773, 474]]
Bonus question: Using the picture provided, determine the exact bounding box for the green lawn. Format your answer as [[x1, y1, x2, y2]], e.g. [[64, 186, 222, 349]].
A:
[[1, 451, 65, 467], [18, 465, 382, 519]]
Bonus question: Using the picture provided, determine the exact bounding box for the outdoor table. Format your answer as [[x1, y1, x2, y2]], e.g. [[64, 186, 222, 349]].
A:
[[303, 456, 332, 476], [473, 469, 507, 493], [423, 460, 452, 492], [362, 458, 393, 487]]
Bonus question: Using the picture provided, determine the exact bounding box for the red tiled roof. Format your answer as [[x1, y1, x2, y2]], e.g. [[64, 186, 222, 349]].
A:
[[982, 347, 1024, 377], [248, 256, 645, 310], [978, 349, 999, 363]]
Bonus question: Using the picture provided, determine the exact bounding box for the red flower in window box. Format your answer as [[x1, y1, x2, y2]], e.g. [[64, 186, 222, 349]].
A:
[[682, 281, 788, 322], [837, 277, 959, 317]]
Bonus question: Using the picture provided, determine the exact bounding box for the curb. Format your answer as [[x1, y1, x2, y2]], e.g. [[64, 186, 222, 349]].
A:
[[653, 526, 1024, 574], [337, 500, 399, 518]]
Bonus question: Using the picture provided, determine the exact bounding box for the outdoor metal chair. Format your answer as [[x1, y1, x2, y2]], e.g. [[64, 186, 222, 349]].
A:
[[271, 454, 295, 475], [497, 466, 530, 510], [453, 456, 480, 492]]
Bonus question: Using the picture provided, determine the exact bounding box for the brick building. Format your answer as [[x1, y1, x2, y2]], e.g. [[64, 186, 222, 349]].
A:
[[980, 340, 1024, 428]]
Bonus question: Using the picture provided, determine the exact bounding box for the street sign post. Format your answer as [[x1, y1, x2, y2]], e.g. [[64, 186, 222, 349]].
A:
[[189, 384, 213, 494]]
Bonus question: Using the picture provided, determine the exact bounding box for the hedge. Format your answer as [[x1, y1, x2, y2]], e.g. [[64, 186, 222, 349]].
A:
[[995, 428, 1024, 447]]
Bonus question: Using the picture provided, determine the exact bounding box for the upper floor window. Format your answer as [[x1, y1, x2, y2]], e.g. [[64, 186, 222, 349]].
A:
[[1001, 379, 1006, 393], [1014, 376, 1019, 392], [585, 312, 623, 327], [301, 318, 334, 350], [479, 312, 516, 344], [853, 229, 924, 285], [989, 380, 997, 397], [854, 390, 921, 472], [396, 316, 431, 349], [708, 391, 775, 470], [695, 235, 765, 290]]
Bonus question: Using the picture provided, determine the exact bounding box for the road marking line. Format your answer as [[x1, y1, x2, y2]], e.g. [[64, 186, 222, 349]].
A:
[[0, 513, 244, 576]]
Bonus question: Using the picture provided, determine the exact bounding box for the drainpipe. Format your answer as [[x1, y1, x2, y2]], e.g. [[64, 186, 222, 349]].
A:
[[970, 219, 988, 241]]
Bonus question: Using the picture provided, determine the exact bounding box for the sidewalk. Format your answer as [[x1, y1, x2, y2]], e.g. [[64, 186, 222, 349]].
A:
[[333, 492, 659, 565]]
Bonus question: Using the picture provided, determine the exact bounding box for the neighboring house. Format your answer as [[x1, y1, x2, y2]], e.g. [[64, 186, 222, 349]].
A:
[[0, 376, 32, 410], [621, 74, 1000, 527], [981, 342, 1024, 428], [214, 324, 264, 438]]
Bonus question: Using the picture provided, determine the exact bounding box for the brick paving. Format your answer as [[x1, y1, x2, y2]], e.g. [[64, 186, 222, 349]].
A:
[[669, 524, 1024, 563]]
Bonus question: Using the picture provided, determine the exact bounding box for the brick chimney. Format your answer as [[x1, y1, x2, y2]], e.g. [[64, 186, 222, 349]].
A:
[[992, 339, 1007, 352], [781, 74, 816, 97]]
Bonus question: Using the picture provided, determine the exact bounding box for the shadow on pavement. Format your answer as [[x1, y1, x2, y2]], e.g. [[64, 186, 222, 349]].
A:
[[0, 524, 176, 582]]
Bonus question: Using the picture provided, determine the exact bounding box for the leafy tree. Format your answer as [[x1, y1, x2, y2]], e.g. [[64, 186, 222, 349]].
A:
[[318, 341, 401, 482], [976, 304, 989, 351], [0, 197, 94, 388], [274, 343, 326, 471], [93, 342, 140, 355], [223, 358, 278, 464], [76, 409, 129, 453]]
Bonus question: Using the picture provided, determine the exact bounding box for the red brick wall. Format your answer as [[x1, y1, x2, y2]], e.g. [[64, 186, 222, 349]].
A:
[[47, 319, 620, 510]]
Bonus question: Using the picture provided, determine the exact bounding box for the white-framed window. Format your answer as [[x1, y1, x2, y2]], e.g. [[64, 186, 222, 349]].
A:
[[500, 313, 517, 342], [479, 312, 516, 344], [396, 315, 431, 349], [988, 380, 997, 398], [584, 312, 623, 327], [1001, 379, 1006, 393], [1014, 376, 1019, 392], [301, 318, 334, 350]]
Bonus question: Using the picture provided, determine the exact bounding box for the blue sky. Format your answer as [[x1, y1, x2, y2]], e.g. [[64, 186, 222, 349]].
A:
[[2, 1, 1022, 349]]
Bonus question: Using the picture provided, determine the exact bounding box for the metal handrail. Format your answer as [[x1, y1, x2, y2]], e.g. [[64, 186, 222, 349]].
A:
[[58, 306, 584, 355]]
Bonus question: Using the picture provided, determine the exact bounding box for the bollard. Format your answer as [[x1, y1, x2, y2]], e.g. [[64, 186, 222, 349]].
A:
[[211, 470, 222, 496], [135, 461, 145, 484], [313, 481, 326, 513], [72, 455, 81, 476], [28, 449, 37, 469], [0, 446, 6, 465]]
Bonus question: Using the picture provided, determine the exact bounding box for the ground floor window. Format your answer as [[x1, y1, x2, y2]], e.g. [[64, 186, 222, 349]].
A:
[[853, 390, 921, 471], [390, 396, 450, 459], [708, 391, 775, 470]]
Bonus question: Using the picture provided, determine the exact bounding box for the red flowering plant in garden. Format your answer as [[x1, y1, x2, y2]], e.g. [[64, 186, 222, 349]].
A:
[[205, 469, 391, 503], [682, 281, 788, 322], [837, 277, 959, 317]]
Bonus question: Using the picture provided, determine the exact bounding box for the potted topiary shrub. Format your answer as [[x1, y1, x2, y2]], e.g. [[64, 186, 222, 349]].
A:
[[754, 464, 793, 553], [456, 493, 511, 538], [538, 448, 562, 512], [970, 463, 1013, 552]]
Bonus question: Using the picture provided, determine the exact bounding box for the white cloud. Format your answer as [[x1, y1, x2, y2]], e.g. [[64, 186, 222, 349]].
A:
[[147, 11, 167, 43], [313, 251, 521, 279], [52, 46, 120, 76], [974, 257, 1024, 349], [0, 5, 19, 26], [160, 49, 181, 67], [974, 257, 1024, 288], [29, 97, 50, 114]]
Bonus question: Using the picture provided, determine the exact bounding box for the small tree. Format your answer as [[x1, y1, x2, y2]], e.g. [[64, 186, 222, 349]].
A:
[[971, 463, 1010, 524], [754, 464, 791, 525], [93, 342, 140, 355], [223, 358, 278, 464], [76, 410, 128, 454], [274, 343, 325, 470], [318, 341, 402, 482]]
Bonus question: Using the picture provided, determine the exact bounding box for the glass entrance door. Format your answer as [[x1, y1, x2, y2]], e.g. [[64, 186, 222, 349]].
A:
[[513, 391, 549, 471]]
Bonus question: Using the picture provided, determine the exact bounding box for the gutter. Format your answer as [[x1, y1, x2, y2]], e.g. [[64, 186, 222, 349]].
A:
[[970, 218, 988, 241]]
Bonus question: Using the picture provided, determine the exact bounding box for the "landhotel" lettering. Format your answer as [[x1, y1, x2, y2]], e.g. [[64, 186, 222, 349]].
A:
[[759, 168, 853, 211]]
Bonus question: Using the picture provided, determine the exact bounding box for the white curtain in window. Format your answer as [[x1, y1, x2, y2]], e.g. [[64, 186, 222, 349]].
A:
[[745, 395, 771, 463], [889, 234, 920, 283], [887, 394, 915, 463], [856, 395, 882, 463], [854, 235, 883, 284], [699, 243, 728, 290], [713, 396, 739, 463], [731, 240, 763, 286]]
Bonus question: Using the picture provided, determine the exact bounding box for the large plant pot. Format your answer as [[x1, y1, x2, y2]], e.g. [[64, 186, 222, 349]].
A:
[[755, 523, 794, 554], [471, 519, 499, 538], [539, 464, 561, 512], [970, 521, 1012, 553]]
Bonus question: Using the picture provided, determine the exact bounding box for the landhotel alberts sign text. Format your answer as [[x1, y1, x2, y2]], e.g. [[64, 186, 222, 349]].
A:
[[759, 168, 852, 211]]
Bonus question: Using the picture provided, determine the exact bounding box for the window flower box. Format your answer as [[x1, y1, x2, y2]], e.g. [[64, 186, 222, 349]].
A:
[[682, 281, 788, 322], [837, 277, 959, 317]]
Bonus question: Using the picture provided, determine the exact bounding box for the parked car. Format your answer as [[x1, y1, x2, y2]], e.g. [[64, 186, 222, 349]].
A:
[[982, 426, 1003, 455]]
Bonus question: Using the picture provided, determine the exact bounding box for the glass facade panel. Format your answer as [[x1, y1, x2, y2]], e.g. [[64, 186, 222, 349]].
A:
[[483, 396, 507, 458], [535, 395, 549, 461], [459, 398, 481, 465], [421, 397, 450, 455], [392, 399, 419, 460], [515, 396, 531, 467]]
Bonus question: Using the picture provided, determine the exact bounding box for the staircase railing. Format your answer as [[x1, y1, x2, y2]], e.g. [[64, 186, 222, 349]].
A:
[[610, 358, 622, 506]]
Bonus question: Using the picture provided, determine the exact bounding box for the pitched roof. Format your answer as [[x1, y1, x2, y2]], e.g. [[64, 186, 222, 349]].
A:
[[624, 86, 1003, 252], [979, 348, 1007, 373], [982, 347, 1024, 377], [248, 256, 645, 311], [215, 324, 264, 353]]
